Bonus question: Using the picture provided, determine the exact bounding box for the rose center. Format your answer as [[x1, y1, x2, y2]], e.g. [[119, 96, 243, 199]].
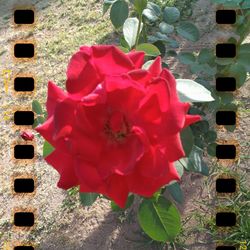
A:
[[104, 111, 130, 142]]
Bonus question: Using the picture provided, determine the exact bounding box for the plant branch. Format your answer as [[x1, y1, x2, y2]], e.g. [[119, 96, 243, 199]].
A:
[[135, 13, 142, 47]]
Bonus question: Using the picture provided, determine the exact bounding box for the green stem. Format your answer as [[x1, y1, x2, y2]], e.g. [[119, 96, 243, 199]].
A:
[[142, 16, 147, 43], [135, 13, 143, 48]]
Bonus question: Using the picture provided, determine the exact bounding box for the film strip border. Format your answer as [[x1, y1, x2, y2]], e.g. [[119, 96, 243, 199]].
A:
[[215, 8, 246, 250], [4, 5, 246, 250], [10, 7, 36, 250]]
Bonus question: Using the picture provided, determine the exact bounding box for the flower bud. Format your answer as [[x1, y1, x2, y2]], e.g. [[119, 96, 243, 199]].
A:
[[20, 130, 34, 141]]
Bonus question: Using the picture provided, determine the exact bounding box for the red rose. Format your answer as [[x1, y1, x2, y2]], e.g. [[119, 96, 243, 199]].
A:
[[36, 45, 200, 208], [20, 130, 34, 141]]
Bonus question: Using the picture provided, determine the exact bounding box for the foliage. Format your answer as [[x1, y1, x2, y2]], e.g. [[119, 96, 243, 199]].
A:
[[103, 0, 200, 54]]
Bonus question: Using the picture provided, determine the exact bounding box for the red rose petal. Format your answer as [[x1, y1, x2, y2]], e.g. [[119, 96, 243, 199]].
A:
[[35, 117, 55, 146], [46, 81, 67, 118], [160, 133, 185, 161], [74, 157, 105, 189], [144, 77, 170, 112], [163, 102, 187, 135], [137, 94, 162, 125], [127, 50, 145, 69], [66, 50, 99, 97], [128, 69, 152, 87], [75, 103, 106, 135], [126, 162, 180, 197], [136, 145, 169, 178], [148, 56, 162, 77], [104, 75, 145, 118], [53, 99, 76, 139], [98, 132, 145, 178], [184, 114, 201, 128], [45, 149, 79, 189], [91, 45, 135, 76], [160, 68, 179, 101], [105, 174, 129, 208]]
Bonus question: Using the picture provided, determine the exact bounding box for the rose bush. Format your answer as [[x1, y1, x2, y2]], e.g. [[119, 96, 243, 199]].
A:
[[36, 45, 201, 208]]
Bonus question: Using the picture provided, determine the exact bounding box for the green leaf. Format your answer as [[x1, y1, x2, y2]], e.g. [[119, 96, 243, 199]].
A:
[[190, 63, 216, 77], [198, 48, 214, 64], [153, 190, 161, 202], [149, 33, 168, 43], [142, 2, 161, 22], [201, 64, 217, 76], [228, 63, 247, 88], [118, 46, 129, 53], [134, 0, 148, 15], [167, 183, 183, 204], [205, 130, 217, 143], [220, 102, 238, 112], [37, 115, 45, 124], [238, 53, 250, 71], [195, 78, 211, 90], [194, 136, 205, 149], [165, 37, 179, 48], [153, 40, 166, 57], [111, 195, 134, 211], [136, 43, 161, 56], [142, 60, 154, 69], [176, 22, 200, 42], [138, 196, 181, 242], [176, 79, 214, 102], [168, 160, 184, 185], [174, 160, 184, 178], [219, 92, 234, 105], [43, 141, 54, 158], [178, 52, 196, 65], [237, 43, 250, 72], [207, 143, 216, 157], [32, 100, 43, 115], [110, 0, 129, 28], [190, 63, 204, 74], [163, 7, 180, 24], [177, 158, 189, 171], [32, 115, 45, 129], [193, 120, 209, 133], [120, 36, 130, 49], [162, 62, 169, 68], [166, 50, 177, 57], [79, 192, 99, 206], [225, 124, 236, 132], [180, 127, 194, 157], [200, 121, 209, 133], [187, 145, 209, 176], [159, 22, 174, 34], [32, 119, 39, 129], [215, 57, 234, 66], [103, 0, 117, 15], [188, 106, 205, 116], [123, 17, 143, 48]]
